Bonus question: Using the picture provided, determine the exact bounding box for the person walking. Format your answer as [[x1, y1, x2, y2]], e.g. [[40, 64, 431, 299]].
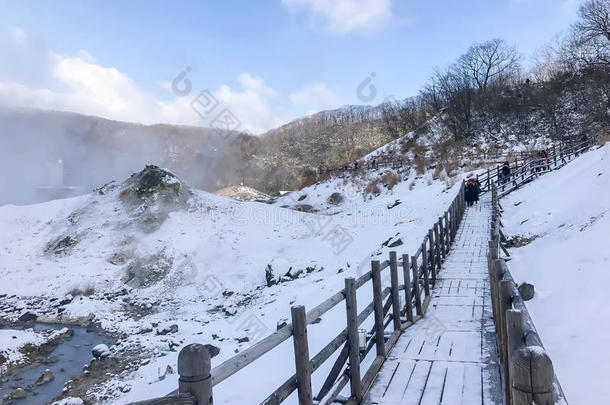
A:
[[501, 162, 511, 184], [465, 178, 476, 207], [473, 178, 481, 204]]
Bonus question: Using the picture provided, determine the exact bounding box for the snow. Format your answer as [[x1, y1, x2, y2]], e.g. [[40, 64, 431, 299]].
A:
[[0, 329, 42, 371], [502, 142, 610, 404], [0, 158, 470, 403], [52, 398, 84, 405]]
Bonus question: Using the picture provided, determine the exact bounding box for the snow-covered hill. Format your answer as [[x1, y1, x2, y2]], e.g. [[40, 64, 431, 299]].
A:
[[0, 157, 469, 403], [502, 141, 610, 404]]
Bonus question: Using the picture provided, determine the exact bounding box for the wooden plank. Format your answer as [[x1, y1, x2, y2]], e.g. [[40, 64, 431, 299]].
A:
[[344, 277, 362, 402], [291, 305, 313, 405]]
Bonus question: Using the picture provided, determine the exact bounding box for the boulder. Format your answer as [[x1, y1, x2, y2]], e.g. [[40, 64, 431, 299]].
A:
[[204, 344, 220, 358], [92, 344, 110, 359], [35, 369, 54, 385], [10, 388, 26, 399], [518, 282, 535, 301], [327, 192, 344, 205], [156, 324, 178, 335], [18, 312, 37, 322], [123, 253, 173, 288], [119, 165, 192, 233]]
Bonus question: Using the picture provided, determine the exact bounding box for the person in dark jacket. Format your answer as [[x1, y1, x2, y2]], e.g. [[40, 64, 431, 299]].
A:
[[465, 179, 476, 207], [501, 162, 511, 184], [473, 178, 481, 204]]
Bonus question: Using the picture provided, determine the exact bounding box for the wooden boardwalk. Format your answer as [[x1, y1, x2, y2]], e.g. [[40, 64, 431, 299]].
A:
[[364, 196, 504, 405]]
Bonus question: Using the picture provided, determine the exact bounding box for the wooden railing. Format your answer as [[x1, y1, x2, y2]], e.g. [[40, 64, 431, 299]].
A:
[[321, 159, 405, 174], [488, 184, 567, 405], [477, 136, 593, 195], [129, 182, 467, 405]]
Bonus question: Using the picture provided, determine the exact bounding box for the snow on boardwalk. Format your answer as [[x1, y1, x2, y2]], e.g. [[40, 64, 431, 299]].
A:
[[364, 195, 503, 405]]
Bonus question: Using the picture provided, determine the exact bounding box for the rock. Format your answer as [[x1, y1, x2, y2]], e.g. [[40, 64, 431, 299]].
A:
[[235, 337, 249, 343], [518, 282, 535, 301], [388, 238, 403, 248], [35, 369, 54, 385], [297, 194, 307, 201], [276, 319, 288, 330], [108, 252, 128, 266], [123, 253, 173, 288], [119, 165, 192, 233], [387, 200, 402, 209], [204, 344, 220, 358], [156, 324, 178, 335], [46, 235, 78, 256], [327, 192, 344, 205], [295, 204, 314, 213], [17, 312, 37, 322], [265, 265, 277, 287], [92, 344, 110, 359], [10, 388, 26, 399], [43, 356, 58, 364]]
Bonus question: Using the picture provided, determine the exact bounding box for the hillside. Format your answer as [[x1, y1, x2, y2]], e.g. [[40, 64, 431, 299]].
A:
[[0, 144, 479, 403], [502, 141, 610, 404]]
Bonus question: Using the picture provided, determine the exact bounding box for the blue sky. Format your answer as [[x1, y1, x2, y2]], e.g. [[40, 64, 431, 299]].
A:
[[0, 0, 586, 133]]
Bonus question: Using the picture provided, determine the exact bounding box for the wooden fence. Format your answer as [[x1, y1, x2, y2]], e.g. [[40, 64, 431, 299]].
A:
[[321, 159, 404, 174], [488, 184, 567, 405], [128, 183, 467, 405], [477, 136, 592, 195]]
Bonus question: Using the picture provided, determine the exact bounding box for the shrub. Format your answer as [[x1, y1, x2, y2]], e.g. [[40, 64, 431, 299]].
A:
[[381, 170, 401, 190]]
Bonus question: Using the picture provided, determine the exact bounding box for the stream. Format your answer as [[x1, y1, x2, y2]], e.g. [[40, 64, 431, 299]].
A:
[[1, 323, 115, 405]]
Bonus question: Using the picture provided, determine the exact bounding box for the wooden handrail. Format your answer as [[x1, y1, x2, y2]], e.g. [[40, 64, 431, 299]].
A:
[[134, 180, 469, 405], [488, 183, 567, 405]]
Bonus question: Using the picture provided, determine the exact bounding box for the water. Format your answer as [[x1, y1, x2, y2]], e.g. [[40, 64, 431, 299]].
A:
[[0, 323, 115, 405]]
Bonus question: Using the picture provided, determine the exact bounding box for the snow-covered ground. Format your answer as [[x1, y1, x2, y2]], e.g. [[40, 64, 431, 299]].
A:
[[0, 157, 472, 403], [502, 142, 610, 404]]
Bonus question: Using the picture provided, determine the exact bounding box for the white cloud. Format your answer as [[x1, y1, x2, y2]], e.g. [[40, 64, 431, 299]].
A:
[[0, 50, 294, 133], [214, 73, 291, 133], [282, 0, 391, 33], [7, 25, 27, 45], [289, 82, 340, 110]]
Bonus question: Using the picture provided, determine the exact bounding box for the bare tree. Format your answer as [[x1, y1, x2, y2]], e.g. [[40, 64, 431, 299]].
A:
[[457, 38, 520, 90], [570, 0, 610, 67]]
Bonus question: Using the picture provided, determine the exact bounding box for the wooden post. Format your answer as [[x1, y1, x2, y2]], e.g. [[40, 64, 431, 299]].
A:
[[499, 279, 513, 402], [411, 255, 423, 316], [344, 278, 362, 402], [178, 344, 213, 405], [371, 261, 385, 357], [444, 212, 450, 252], [433, 223, 441, 270], [428, 229, 436, 281], [402, 254, 414, 323], [389, 252, 401, 332], [421, 243, 430, 297], [511, 345, 556, 405], [291, 305, 313, 405], [506, 310, 524, 405], [438, 217, 446, 260]]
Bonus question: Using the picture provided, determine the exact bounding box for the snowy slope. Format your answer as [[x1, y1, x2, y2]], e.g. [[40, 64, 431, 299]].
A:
[[502, 142, 610, 404], [0, 158, 468, 403]]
